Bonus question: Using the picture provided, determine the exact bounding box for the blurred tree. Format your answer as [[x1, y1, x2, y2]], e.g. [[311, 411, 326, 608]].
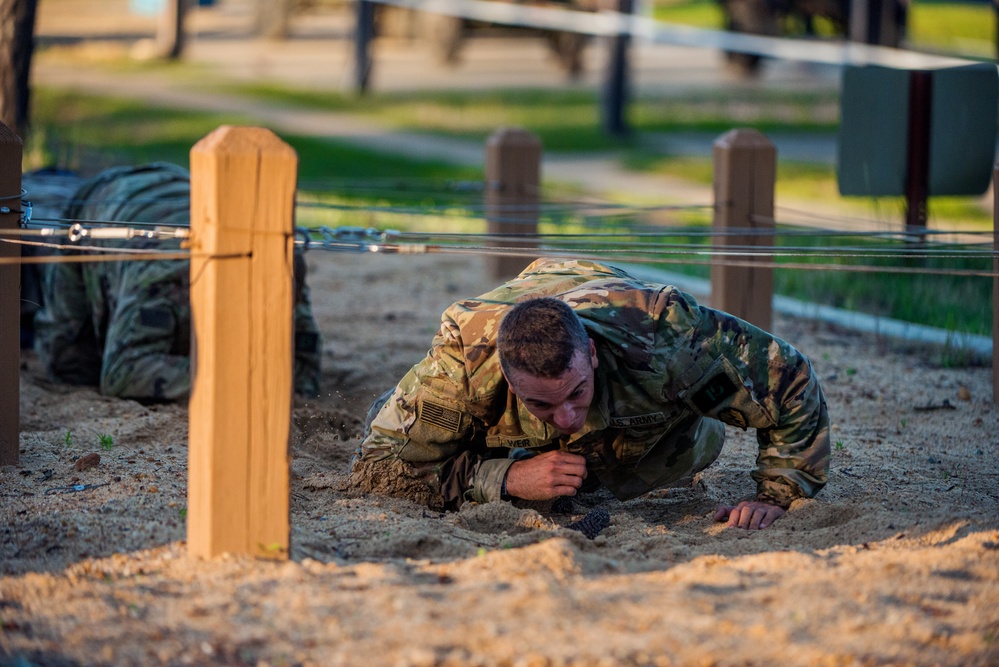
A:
[[0, 0, 39, 138]]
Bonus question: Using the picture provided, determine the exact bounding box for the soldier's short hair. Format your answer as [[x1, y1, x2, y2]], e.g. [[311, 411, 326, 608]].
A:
[[498, 297, 589, 379]]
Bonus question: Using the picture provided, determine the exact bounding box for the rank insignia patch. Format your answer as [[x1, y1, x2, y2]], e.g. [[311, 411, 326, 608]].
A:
[[691, 372, 738, 412]]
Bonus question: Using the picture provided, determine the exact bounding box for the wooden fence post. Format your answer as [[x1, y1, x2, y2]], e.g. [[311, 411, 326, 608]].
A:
[[255, 0, 293, 40], [993, 164, 998, 406], [187, 126, 297, 559], [485, 127, 541, 280], [156, 0, 187, 59], [354, 0, 375, 93], [712, 129, 775, 331], [0, 122, 22, 467], [601, 0, 633, 138]]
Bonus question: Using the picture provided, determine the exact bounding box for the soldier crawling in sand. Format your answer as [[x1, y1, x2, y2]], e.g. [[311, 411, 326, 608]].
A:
[[351, 258, 830, 530], [31, 162, 322, 402]]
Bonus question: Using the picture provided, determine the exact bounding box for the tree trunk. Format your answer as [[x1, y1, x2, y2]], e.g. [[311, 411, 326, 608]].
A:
[[0, 0, 39, 139]]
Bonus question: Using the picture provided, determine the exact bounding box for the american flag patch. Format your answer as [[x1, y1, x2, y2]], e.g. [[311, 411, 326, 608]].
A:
[[419, 400, 461, 433]]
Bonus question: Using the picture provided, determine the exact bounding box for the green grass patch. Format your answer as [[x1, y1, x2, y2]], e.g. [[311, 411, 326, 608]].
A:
[[908, 2, 996, 58], [536, 211, 992, 337], [652, 0, 997, 58], [628, 153, 992, 227], [28, 88, 247, 173], [221, 82, 839, 150], [27, 87, 990, 340], [28, 87, 481, 195], [652, 0, 723, 28]]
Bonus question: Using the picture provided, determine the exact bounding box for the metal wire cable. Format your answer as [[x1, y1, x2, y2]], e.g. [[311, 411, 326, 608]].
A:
[[332, 242, 998, 277], [8, 218, 991, 262], [1, 188, 992, 275], [364, 227, 995, 248]]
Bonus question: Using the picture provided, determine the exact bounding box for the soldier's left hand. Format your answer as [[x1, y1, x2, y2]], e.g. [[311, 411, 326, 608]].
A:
[[713, 501, 785, 530]]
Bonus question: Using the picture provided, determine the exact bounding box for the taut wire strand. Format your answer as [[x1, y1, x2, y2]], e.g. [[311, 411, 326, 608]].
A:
[[376, 244, 998, 277]]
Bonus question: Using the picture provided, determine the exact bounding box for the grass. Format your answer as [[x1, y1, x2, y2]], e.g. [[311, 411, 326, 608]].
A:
[[27, 85, 992, 341], [652, 0, 997, 59], [219, 83, 840, 152], [625, 152, 992, 227], [28, 87, 481, 190], [534, 210, 992, 338]]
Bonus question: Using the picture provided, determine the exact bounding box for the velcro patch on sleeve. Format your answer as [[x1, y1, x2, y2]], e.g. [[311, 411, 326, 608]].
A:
[[419, 399, 462, 433], [690, 371, 738, 412]]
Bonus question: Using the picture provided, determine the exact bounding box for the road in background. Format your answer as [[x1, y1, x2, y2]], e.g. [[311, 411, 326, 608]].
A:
[[33, 0, 843, 96]]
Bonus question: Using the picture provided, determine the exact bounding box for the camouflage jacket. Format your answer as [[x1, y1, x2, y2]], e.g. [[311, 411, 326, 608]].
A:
[[361, 258, 830, 508], [33, 163, 322, 401]]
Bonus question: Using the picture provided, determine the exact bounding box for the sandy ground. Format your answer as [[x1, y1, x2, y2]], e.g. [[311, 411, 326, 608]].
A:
[[2, 250, 998, 666]]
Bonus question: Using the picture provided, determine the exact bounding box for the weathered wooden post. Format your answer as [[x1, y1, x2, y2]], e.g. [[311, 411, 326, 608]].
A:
[[255, 0, 293, 39], [485, 127, 541, 280], [156, 0, 187, 59], [187, 126, 297, 559], [848, 0, 902, 48], [0, 122, 21, 467], [993, 164, 998, 406], [354, 0, 375, 93], [712, 129, 775, 331], [601, 0, 633, 137]]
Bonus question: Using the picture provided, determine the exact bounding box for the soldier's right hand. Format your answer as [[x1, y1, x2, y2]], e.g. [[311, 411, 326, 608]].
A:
[[504, 451, 588, 500]]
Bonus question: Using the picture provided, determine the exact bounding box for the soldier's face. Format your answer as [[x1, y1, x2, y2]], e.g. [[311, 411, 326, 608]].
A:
[[505, 340, 598, 435]]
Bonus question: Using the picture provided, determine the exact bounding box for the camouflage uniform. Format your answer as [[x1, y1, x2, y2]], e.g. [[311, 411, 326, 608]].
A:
[[356, 258, 829, 510], [33, 163, 322, 401]]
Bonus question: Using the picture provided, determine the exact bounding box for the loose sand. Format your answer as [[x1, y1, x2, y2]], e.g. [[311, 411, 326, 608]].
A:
[[2, 252, 998, 666]]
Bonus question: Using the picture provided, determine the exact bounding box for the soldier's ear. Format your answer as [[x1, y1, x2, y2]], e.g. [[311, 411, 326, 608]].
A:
[[589, 338, 598, 369], [500, 365, 522, 397]]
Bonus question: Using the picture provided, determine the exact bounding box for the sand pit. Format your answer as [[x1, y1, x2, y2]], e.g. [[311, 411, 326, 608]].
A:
[[2, 252, 998, 666]]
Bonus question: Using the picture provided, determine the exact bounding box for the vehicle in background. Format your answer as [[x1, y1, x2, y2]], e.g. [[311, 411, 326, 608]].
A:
[[717, 0, 907, 75], [256, 0, 595, 78], [377, 0, 597, 78]]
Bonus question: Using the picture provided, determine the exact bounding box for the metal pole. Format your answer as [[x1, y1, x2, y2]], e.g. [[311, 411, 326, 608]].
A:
[[993, 164, 998, 406], [904, 70, 932, 235]]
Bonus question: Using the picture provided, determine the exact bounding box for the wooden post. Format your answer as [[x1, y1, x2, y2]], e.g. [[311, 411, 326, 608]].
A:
[[712, 129, 775, 331], [601, 0, 632, 138], [255, 0, 293, 39], [187, 126, 297, 559], [354, 0, 375, 93], [993, 164, 998, 406], [156, 0, 187, 59], [485, 127, 541, 280], [0, 122, 21, 467], [849, 0, 902, 48]]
